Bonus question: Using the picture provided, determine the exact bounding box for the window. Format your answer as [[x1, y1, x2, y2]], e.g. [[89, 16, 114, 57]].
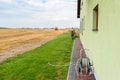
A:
[[93, 4, 99, 31], [80, 17, 85, 35]]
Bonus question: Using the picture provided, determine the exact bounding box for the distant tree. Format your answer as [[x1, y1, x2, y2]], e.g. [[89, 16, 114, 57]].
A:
[[55, 27, 58, 30]]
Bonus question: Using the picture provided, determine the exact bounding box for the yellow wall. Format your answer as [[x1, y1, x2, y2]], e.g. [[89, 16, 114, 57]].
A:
[[80, 0, 120, 80]]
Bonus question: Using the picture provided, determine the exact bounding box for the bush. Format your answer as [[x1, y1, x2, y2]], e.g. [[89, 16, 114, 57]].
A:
[[55, 27, 58, 30]]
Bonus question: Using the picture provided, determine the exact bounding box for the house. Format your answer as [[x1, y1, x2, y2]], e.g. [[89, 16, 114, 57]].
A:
[[77, 0, 120, 80]]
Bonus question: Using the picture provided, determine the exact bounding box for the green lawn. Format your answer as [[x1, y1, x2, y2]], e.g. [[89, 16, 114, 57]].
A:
[[0, 33, 73, 80]]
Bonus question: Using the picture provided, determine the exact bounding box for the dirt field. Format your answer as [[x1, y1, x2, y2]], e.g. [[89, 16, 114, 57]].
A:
[[0, 28, 68, 62]]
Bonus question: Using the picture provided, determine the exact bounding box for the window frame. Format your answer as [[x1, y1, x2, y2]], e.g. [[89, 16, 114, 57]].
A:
[[93, 4, 99, 31]]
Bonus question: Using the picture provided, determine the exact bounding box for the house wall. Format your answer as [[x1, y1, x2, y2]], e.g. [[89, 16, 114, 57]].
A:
[[80, 0, 120, 80]]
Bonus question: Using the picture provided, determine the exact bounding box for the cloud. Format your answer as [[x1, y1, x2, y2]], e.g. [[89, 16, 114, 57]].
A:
[[0, 0, 79, 28], [0, 0, 13, 4]]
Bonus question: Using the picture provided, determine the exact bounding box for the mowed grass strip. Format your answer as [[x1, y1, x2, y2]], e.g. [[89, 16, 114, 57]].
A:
[[0, 33, 73, 80]]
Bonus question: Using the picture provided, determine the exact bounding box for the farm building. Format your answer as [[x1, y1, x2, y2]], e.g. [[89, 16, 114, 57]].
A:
[[77, 0, 120, 80]]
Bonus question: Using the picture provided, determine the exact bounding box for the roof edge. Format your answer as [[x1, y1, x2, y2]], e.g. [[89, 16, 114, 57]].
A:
[[77, 0, 81, 18]]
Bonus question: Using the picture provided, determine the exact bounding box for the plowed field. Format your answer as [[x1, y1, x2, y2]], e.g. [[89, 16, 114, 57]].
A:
[[0, 28, 68, 62]]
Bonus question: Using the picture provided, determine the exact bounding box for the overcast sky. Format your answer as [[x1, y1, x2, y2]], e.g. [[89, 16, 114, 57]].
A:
[[0, 0, 80, 28]]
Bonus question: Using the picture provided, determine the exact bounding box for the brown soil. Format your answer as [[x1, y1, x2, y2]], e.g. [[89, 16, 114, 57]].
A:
[[0, 29, 68, 62]]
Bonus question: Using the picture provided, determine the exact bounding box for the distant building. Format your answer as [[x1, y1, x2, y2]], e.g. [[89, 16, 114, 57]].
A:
[[77, 0, 120, 80]]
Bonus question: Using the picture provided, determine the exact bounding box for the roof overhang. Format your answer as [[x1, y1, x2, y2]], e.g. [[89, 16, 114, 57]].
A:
[[77, 0, 81, 18]]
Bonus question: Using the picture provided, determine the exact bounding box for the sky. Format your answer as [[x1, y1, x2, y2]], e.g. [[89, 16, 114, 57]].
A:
[[0, 0, 80, 28]]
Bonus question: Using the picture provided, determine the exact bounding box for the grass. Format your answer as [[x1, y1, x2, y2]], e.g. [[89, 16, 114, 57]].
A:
[[75, 33, 80, 38], [0, 33, 73, 80]]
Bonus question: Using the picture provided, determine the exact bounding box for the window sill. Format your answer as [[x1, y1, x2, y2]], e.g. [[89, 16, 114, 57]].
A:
[[92, 29, 98, 31]]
